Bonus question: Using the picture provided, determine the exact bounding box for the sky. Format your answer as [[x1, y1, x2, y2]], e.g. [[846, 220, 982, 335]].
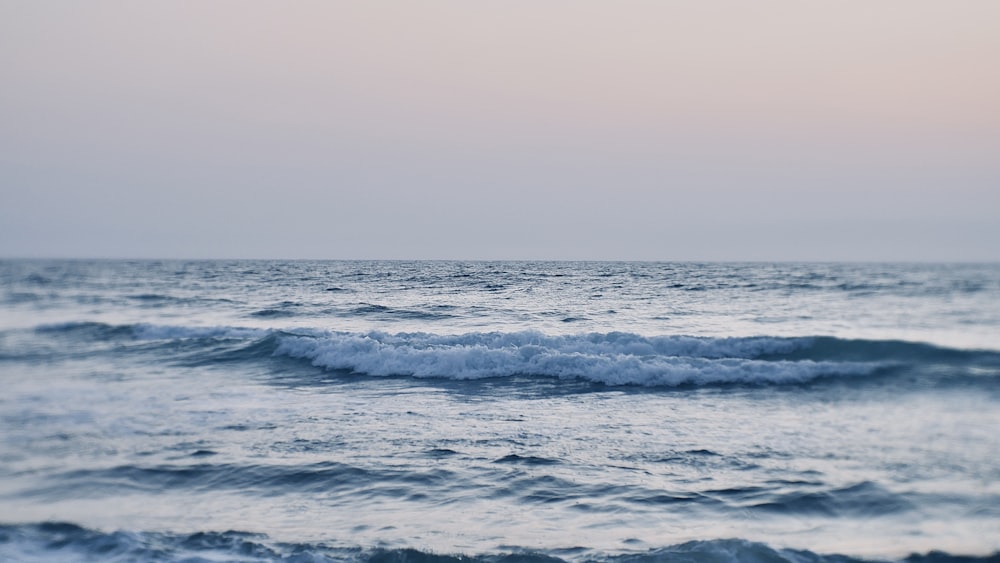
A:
[[1, 1, 998, 261]]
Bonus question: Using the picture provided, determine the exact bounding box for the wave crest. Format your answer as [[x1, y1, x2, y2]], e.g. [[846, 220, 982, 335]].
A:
[[272, 331, 878, 386], [24, 322, 999, 388]]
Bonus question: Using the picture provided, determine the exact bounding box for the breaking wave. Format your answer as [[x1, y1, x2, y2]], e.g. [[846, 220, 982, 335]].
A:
[[18, 321, 1000, 388], [271, 330, 878, 386]]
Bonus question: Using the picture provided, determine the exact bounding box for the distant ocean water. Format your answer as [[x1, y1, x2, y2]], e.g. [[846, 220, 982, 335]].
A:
[[1, 260, 998, 562]]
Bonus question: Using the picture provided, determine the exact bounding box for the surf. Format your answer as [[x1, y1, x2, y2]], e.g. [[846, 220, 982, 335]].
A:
[[11, 321, 998, 388]]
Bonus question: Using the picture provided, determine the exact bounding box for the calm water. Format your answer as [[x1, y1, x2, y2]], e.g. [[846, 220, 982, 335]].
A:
[[1, 260, 998, 562]]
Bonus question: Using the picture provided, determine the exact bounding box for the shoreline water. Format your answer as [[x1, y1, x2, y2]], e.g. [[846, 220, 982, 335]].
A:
[[2, 260, 998, 561]]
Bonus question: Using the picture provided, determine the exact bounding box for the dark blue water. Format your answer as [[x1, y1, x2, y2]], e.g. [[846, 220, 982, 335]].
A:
[[1, 260, 998, 562]]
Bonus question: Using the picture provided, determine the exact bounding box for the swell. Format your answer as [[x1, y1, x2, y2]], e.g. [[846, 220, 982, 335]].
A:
[[23, 461, 458, 501], [23, 458, 970, 521], [12, 321, 1000, 388], [1, 522, 998, 563]]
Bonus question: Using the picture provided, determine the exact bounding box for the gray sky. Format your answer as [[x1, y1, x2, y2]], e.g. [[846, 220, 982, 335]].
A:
[[2, 1, 998, 260]]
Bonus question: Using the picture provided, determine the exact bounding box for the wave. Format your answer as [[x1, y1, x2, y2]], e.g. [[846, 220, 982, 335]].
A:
[[26, 461, 457, 500], [35, 322, 267, 341], [348, 303, 459, 321], [18, 322, 1000, 388], [1, 523, 997, 563], [28, 456, 978, 522], [271, 331, 880, 386]]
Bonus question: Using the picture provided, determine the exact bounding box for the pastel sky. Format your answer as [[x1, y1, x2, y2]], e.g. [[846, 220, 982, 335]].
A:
[[2, 1, 998, 260]]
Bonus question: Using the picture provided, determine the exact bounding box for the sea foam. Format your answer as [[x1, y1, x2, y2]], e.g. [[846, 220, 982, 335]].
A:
[[272, 330, 877, 386]]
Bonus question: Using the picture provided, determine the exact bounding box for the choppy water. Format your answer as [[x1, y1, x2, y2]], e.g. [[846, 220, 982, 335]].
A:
[[1, 260, 998, 562]]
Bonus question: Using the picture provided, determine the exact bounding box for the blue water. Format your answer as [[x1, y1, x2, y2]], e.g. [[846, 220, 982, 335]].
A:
[[1, 260, 998, 562]]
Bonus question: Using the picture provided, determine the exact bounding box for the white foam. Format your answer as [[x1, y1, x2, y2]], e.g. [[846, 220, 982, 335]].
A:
[[272, 331, 874, 386]]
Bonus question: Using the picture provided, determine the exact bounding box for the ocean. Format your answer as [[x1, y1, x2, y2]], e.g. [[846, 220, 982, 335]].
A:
[[1, 260, 998, 562]]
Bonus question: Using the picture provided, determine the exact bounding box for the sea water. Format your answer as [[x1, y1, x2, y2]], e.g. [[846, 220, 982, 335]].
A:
[[0, 260, 998, 562]]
